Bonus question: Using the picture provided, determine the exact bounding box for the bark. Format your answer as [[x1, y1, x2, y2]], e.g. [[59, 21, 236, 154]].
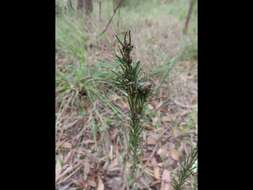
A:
[[84, 0, 93, 15], [77, 0, 84, 11], [77, 0, 93, 15]]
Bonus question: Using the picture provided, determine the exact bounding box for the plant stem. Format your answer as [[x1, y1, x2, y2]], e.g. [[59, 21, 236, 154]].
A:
[[113, 31, 151, 178]]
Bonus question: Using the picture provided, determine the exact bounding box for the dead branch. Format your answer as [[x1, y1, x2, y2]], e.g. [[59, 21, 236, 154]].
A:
[[183, 0, 196, 34], [98, 0, 124, 36]]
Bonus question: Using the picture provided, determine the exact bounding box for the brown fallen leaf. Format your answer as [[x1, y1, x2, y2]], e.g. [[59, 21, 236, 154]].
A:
[[97, 176, 104, 190], [115, 144, 120, 157], [64, 150, 73, 163], [83, 160, 90, 180], [110, 95, 128, 110], [152, 117, 159, 126], [62, 142, 72, 149], [172, 128, 181, 138], [56, 158, 62, 179], [88, 179, 97, 187], [109, 145, 113, 160], [56, 141, 64, 150], [109, 94, 120, 102], [155, 101, 164, 109], [110, 157, 119, 169], [109, 128, 118, 142], [170, 149, 180, 161], [143, 123, 155, 130], [151, 157, 158, 166], [148, 104, 154, 110], [147, 136, 157, 145], [161, 115, 172, 122], [161, 169, 171, 190], [154, 167, 161, 180], [150, 100, 159, 109], [84, 139, 95, 145], [157, 147, 168, 158], [159, 107, 168, 113]]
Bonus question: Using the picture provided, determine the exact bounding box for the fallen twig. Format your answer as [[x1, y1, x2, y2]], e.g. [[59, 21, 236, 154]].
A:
[[57, 163, 82, 184], [56, 162, 82, 184]]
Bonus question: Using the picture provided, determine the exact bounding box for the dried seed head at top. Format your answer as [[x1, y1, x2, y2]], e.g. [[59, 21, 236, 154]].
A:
[[115, 30, 134, 65]]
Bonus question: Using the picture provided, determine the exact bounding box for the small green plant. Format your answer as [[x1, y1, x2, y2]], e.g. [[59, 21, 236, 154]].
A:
[[112, 31, 152, 174], [172, 147, 197, 190]]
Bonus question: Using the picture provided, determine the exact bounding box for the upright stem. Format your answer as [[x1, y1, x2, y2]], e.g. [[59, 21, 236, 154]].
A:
[[114, 31, 151, 179]]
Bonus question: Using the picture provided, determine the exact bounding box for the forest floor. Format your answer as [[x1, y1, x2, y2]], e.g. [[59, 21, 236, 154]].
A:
[[56, 0, 197, 189]]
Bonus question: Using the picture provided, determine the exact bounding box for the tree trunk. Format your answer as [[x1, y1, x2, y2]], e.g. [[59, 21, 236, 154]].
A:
[[183, 0, 196, 34], [84, 0, 93, 16], [77, 0, 84, 11], [99, 0, 102, 21], [77, 0, 93, 15]]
